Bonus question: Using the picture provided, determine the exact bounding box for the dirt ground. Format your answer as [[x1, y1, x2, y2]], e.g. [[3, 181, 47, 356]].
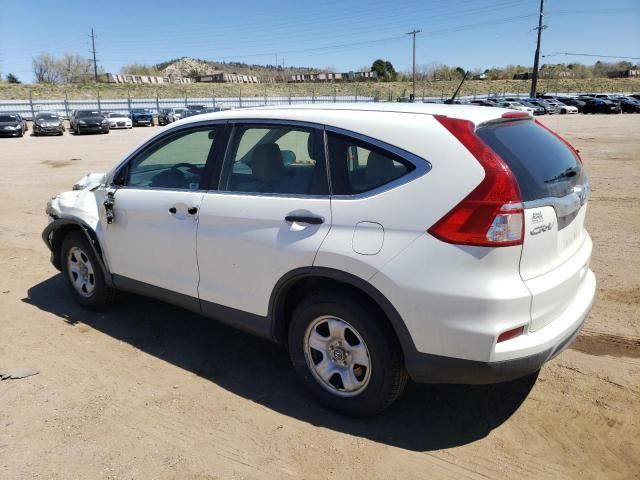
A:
[[0, 114, 638, 479]]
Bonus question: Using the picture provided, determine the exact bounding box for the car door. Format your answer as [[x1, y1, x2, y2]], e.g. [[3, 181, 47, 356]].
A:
[[101, 123, 221, 304], [196, 121, 331, 327]]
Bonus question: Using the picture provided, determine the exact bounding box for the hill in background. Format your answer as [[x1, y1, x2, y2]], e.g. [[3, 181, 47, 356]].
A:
[[125, 57, 327, 82]]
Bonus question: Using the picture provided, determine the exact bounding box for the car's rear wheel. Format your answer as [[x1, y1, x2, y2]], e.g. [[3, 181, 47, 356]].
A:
[[61, 231, 116, 310], [288, 292, 408, 416]]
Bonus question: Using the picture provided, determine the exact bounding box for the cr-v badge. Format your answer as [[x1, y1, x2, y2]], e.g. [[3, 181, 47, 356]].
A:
[[531, 221, 554, 235]]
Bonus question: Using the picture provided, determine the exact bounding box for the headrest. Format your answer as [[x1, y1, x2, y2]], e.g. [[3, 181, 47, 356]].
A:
[[365, 151, 396, 183], [252, 143, 285, 181]]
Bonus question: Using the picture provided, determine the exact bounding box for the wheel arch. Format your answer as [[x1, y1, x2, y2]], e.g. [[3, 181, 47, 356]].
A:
[[42, 218, 112, 286], [268, 267, 418, 360]]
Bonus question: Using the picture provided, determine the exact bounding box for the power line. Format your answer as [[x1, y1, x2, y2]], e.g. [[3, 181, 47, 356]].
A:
[[542, 52, 640, 61]]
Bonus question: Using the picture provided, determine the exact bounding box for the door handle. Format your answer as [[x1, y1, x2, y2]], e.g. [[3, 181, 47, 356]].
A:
[[285, 215, 324, 225], [187, 207, 198, 216]]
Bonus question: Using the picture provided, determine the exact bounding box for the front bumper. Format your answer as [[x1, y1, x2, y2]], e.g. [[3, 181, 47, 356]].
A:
[[36, 125, 64, 135], [109, 122, 132, 129], [0, 127, 22, 136], [78, 124, 109, 133]]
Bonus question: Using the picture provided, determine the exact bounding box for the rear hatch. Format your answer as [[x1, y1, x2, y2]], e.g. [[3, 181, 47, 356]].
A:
[[477, 119, 590, 331]]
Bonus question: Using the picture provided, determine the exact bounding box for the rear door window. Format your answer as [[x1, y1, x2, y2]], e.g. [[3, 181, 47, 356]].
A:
[[476, 120, 583, 201], [221, 124, 328, 196], [326, 132, 415, 195]]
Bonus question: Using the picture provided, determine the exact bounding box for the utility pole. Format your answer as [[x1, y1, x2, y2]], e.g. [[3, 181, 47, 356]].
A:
[[529, 0, 545, 97], [90, 27, 98, 82], [407, 29, 421, 101]]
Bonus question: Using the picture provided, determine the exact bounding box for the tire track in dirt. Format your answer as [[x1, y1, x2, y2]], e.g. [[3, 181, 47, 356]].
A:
[[571, 330, 640, 359]]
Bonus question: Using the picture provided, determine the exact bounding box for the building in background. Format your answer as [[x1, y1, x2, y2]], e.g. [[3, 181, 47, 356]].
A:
[[195, 73, 260, 83], [72, 73, 193, 84], [288, 70, 377, 83]]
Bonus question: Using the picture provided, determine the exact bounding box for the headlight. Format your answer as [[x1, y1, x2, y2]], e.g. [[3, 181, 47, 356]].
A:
[[102, 119, 108, 124], [37, 121, 45, 126], [79, 120, 87, 125]]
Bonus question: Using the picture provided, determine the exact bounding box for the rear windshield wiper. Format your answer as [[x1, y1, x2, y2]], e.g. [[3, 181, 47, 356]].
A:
[[545, 167, 578, 184]]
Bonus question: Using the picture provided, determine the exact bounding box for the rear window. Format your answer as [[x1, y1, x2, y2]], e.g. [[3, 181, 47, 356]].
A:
[[476, 120, 583, 201]]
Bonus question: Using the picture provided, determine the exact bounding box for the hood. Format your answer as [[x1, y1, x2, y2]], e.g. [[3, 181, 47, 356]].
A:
[[37, 119, 62, 126], [72, 172, 106, 191]]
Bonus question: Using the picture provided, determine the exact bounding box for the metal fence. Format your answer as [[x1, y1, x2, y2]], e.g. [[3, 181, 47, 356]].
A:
[[0, 94, 375, 120], [0, 90, 634, 120]]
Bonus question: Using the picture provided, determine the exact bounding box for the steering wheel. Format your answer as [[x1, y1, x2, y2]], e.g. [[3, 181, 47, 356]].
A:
[[170, 162, 200, 174]]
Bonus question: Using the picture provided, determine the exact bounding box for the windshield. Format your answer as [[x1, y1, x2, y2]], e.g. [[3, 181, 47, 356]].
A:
[[37, 113, 59, 120], [0, 115, 19, 122], [78, 111, 101, 117]]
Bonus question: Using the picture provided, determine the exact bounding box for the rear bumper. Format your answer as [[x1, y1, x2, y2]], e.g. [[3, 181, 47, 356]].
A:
[[407, 315, 585, 384], [406, 269, 595, 384]]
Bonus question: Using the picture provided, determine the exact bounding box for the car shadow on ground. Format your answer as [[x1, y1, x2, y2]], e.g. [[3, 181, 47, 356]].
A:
[[24, 274, 537, 452]]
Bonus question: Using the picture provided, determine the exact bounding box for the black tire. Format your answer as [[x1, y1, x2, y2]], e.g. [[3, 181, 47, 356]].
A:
[[288, 292, 408, 416], [60, 231, 116, 310]]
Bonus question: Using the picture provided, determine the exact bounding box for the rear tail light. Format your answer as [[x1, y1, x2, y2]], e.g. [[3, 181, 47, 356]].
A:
[[429, 115, 524, 247], [535, 119, 582, 164]]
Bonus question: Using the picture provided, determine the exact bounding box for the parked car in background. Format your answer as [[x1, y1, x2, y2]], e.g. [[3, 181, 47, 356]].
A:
[[611, 96, 640, 113], [105, 112, 133, 129], [129, 108, 154, 127], [556, 97, 586, 112], [503, 98, 545, 115], [157, 108, 171, 126], [549, 101, 578, 114], [33, 112, 65, 136], [468, 99, 497, 107], [629, 93, 640, 101], [43, 103, 595, 416], [0, 113, 26, 137], [496, 101, 536, 114], [180, 109, 202, 119], [70, 110, 110, 135], [582, 99, 621, 114], [167, 107, 187, 123], [525, 98, 556, 114], [186, 104, 208, 113]]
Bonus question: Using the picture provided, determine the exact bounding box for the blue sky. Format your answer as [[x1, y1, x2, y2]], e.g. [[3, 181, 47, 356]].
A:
[[1, 0, 638, 82]]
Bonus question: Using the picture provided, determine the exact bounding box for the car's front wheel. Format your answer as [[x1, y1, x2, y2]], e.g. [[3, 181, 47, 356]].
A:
[[288, 292, 408, 416], [61, 231, 116, 310]]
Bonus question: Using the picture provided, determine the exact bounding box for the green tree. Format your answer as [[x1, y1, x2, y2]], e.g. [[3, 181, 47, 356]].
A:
[[371, 59, 397, 81], [6, 73, 21, 84]]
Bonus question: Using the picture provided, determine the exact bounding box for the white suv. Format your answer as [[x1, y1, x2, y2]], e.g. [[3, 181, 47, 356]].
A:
[[43, 104, 596, 416]]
